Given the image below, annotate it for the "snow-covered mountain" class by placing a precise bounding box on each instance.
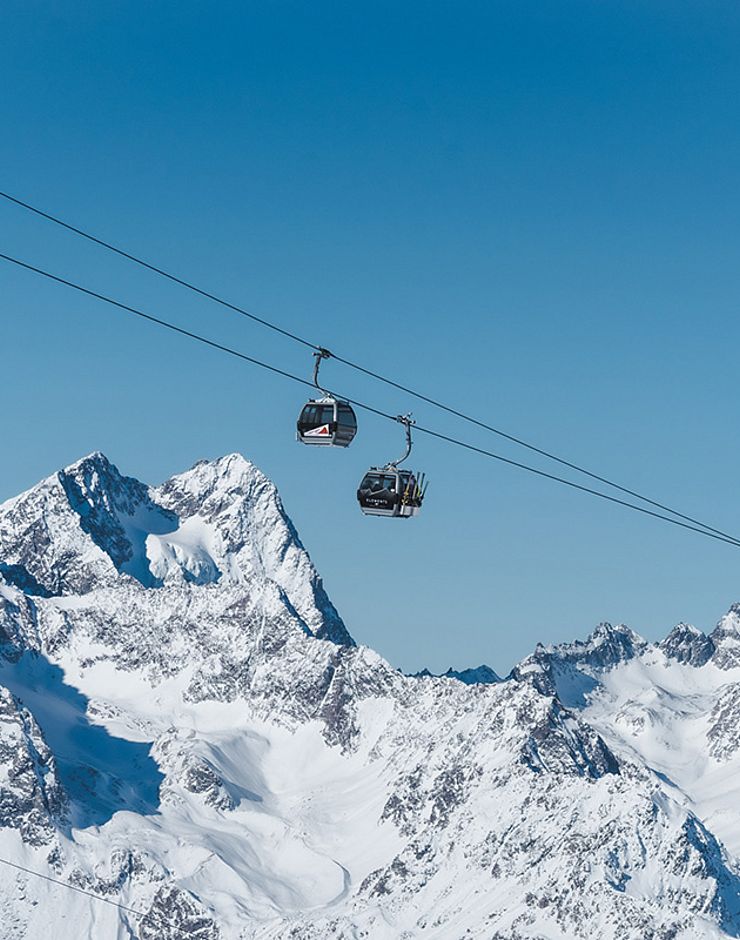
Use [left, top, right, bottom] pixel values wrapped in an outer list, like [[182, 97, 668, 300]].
[[1, 453, 740, 939]]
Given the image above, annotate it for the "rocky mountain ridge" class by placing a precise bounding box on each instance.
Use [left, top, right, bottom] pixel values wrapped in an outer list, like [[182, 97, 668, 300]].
[[0, 453, 739, 939]]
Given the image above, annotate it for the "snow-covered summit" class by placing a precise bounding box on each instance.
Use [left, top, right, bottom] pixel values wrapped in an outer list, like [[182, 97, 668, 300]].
[[0, 452, 351, 645], [709, 605, 740, 669]]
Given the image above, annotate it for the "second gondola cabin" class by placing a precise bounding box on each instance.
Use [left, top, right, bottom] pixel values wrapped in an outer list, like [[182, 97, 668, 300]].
[[357, 467, 426, 518], [297, 397, 357, 447]]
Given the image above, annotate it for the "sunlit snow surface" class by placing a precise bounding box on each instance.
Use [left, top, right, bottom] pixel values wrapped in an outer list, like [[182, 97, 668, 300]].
[[580, 647, 740, 856], [1, 453, 740, 939]]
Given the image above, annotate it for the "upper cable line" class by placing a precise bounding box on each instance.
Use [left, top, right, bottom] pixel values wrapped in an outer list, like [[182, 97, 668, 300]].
[[0, 188, 732, 542], [0, 190, 318, 351], [3, 249, 740, 551]]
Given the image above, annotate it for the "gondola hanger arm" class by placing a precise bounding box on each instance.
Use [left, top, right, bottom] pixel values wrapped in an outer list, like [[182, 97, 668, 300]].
[[312, 347, 332, 396], [389, 413, 415, 467]]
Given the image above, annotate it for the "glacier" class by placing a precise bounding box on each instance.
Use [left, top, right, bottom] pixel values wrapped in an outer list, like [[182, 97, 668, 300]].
[[0, 452, 739, 938]]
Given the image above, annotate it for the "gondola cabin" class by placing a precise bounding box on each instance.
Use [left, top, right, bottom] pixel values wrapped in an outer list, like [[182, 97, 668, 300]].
[[357, 467, 426, 518], [297, 397, 357, 447]]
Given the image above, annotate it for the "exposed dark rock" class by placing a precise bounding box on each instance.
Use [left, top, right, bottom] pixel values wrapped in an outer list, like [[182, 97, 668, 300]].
[[660, 623, 715, 666]]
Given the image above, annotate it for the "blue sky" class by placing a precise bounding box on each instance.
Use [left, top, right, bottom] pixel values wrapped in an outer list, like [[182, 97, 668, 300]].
[[3, 1, 740, 674]]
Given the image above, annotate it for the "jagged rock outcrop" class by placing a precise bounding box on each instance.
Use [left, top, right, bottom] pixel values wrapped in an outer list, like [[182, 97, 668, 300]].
[[139, 884, 221, 940], [660, 622, 716, 666]]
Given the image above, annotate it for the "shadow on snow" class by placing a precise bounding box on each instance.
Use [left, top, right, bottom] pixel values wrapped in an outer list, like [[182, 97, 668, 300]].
[[0, 651, 163, 828]]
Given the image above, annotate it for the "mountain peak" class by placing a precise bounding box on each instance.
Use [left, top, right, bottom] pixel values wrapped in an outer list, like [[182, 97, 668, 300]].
[[62, 450, 114, 474], [0, 453, 352, 646], [59, 452, 144, 507], [189, 452, 262, 481], [717, 603, 740, 630], [590, 621, 641, 642], [410, 664, 500, 685], [708, 604, 740, 669], [534, 622, 646, 669], [56, 454, 174, 587], [443, 664, 500, 685], [660, 623, 715, 666], [509, 621, 647, 698], [157, 453, 275, 520]]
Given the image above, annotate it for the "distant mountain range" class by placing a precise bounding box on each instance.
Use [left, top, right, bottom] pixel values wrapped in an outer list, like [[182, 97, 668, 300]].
[[1, 452, 739, 938]]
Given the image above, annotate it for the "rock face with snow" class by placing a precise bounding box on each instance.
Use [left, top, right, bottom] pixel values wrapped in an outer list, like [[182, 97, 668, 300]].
[[660, 622, 716, 666], [0, 452, 349, 645], [0, 686, 66, 846], [0, 453, 740, 939]]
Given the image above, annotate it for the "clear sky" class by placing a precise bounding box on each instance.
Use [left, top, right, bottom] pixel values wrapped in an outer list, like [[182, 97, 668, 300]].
[[3, 1, 740, 676]]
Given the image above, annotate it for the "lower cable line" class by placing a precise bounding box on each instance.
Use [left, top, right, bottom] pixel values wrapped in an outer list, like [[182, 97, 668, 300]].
[[0, 189, 317, 352], [328, 351, 740, 543], [0, 855, 192, 936], [411, 422, 740, 547], [3, 250, 740, 550]]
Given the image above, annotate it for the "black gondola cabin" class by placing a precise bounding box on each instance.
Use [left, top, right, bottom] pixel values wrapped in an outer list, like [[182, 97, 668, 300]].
[[357, 467, 425, 518]]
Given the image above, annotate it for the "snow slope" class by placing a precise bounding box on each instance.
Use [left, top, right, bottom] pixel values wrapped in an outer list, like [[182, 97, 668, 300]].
[[0, 453, 739, 939]]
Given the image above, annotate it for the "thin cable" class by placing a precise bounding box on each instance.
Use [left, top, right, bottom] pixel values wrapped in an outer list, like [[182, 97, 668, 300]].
[[0, 254, 324, 393], [1, 188, 731, 542], [3, 250, 740, 550], [328, 351, 740, 543], [410, 421, 740, 546], [0, 855, 192, 935], [0, 190, 318, 351]]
